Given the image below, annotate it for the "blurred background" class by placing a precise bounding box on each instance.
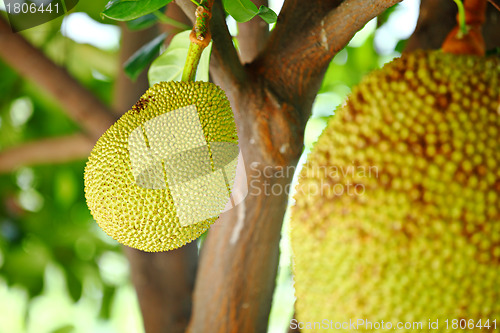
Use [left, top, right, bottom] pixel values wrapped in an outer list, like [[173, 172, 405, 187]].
[[0, 0, 419, 332]]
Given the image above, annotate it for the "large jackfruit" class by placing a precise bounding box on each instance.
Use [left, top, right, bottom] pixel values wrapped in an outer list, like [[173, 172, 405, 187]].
[[84, 81, 238, 252], [291, 50, 499, 331]]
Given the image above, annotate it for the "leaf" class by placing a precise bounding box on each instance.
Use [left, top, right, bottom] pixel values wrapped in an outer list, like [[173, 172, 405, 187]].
[[124, 33, 167, 80], [126, 12, 158, 30], [102, 0, 173, 21], [222, 0, 277, 23], [256, 6, 277, 24], [51, 325, 75, 333], [148, 30, 212, 85]]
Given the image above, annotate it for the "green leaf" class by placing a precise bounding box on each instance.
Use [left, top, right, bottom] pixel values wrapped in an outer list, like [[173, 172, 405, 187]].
[[102, 0, 173, 21], [124, 33, 167, 80], [256, 6, 277, 24], [148, 30, 212, 85], [222, 0, 277, 23], [51, 324, 75, 333], [126, 12, 158, 30]]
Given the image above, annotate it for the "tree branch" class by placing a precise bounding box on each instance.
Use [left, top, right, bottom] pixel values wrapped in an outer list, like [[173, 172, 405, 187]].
[[0, 17, 116, 142], [0, 134, 93, 173], [236, 0, 270, 64], [488, 0, 500, 11], [255, 0, 402, 114]]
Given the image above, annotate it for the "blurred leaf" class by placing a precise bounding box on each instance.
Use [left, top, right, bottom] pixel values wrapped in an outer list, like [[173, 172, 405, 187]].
[[0, 60, 21, 104], [222, 0, 277, 23], [126, 12, 158, 30], [151, 10, 191, 30], [54, 169, 78, 208], [124, 33, 167, 81], [64, 266, 83, 302], [51, 324, 75, 333], [2, 239, 49, 297], [395, 39, 407, 53], [73, 0, 114, 23], [148, 30, 212, 85], [102, 0, 173, 21], [99, 285, 116, 318]]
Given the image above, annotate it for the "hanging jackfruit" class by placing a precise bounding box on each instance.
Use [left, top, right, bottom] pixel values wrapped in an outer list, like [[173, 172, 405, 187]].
[[291, 50, 500, 331], [84, 81, 238, 252]]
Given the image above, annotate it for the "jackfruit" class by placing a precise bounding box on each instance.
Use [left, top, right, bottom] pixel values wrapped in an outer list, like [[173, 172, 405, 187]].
[[291, 50, 500, 331], [84, 81, 238, 252]]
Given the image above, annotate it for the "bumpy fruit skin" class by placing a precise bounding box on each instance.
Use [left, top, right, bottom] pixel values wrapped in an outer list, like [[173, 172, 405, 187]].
[[84, 81, 237, 252], [291, 51, 499, 331]]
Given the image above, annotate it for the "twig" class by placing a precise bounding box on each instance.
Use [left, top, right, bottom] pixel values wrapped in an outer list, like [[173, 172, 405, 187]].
[[488, 0, 500, 11], [0, 17, 116, 142], [0, 134, 93, 173]]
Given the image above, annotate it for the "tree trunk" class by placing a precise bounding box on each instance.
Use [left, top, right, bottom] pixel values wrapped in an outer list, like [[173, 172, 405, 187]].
[[176, 0, 403, 331]]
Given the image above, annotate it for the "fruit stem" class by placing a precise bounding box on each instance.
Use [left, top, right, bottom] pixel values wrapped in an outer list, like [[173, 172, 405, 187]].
[[452, 0, 468, 36], [442, 0, 487, 55], [181, 1, 213, 82]]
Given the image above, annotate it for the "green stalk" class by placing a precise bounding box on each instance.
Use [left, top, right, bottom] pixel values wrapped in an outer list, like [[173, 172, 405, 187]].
[[181, 3, 212, 82], [452, 0, 468, 37], [182, 42, 205, 82]]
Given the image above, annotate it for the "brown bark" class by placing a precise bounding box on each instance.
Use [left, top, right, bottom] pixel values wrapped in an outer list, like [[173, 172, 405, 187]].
[[0, 17, 116, 141], [125, 244, 198, 333], [115, 24, 199, 333], [0, 134, 93, 173]]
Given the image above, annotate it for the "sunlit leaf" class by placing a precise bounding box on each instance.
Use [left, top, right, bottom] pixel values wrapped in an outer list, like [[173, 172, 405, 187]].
[[222, 0, 277, 23], [124, 33, 167, 80], [148, 30, 212, 85], [65, 267, 83, 302], [52, 324, 75, 333], [102, 0, 173, 21]]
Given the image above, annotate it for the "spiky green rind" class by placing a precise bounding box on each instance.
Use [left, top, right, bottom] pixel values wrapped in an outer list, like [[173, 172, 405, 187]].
[[291, 50, 500, 332], [84, 81, 237, 252]]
